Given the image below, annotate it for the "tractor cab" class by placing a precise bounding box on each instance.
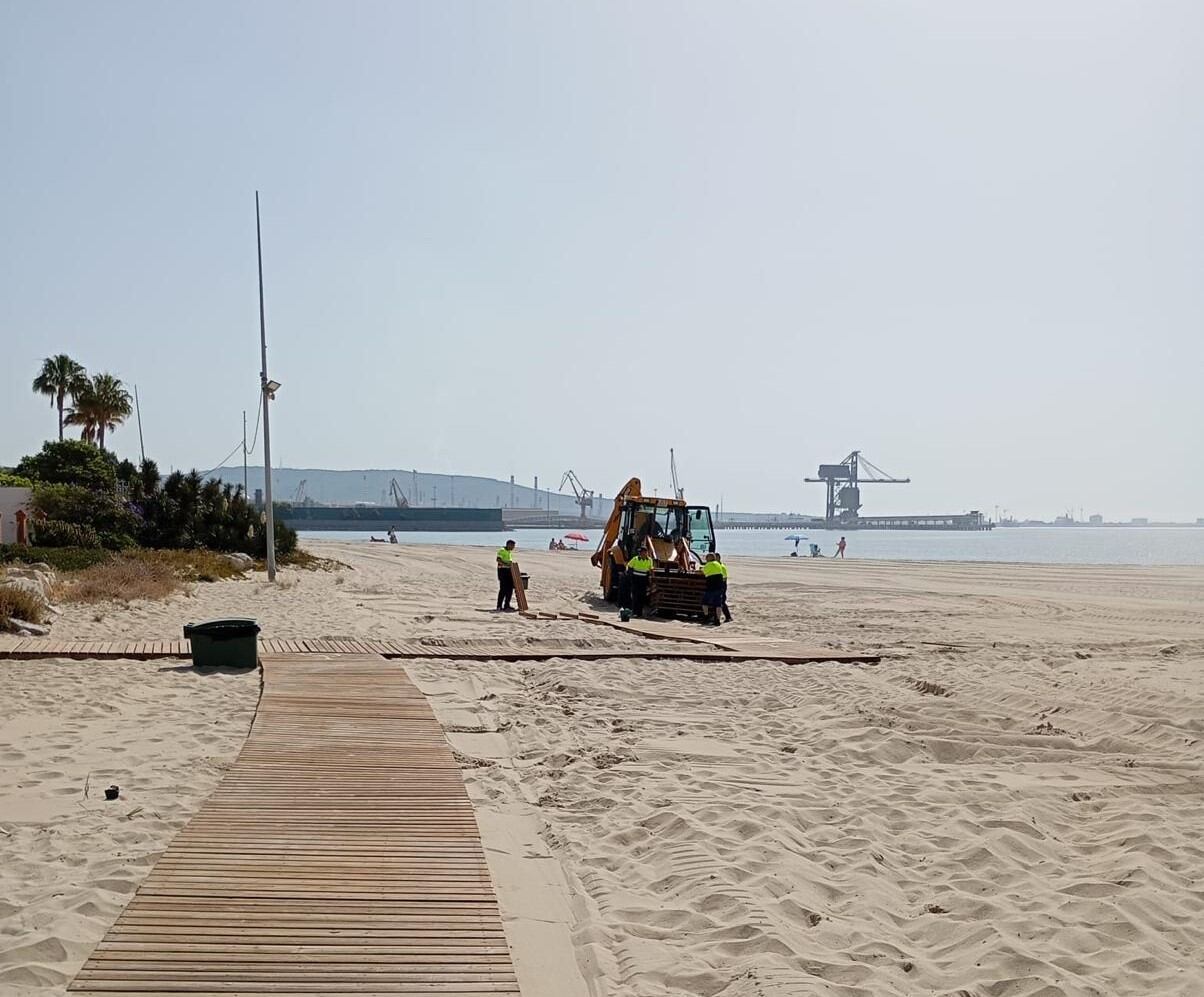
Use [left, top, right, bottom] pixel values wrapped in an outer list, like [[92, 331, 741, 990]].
[[619, 501, 715, 565]]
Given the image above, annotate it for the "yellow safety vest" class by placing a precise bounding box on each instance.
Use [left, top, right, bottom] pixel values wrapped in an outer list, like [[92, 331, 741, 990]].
[[628, 556, 653, 575], [497, 548, 513, 564], [701, 561, 724, 577], [718, 562, 728, 579]]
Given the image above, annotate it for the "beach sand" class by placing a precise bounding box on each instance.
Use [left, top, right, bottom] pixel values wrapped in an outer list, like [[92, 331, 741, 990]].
[[3, 542, 1202, 996]]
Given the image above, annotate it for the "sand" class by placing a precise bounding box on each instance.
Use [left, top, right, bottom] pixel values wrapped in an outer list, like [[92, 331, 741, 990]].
[[0, 659, 258, 996], [3, 542, 1203, 996]]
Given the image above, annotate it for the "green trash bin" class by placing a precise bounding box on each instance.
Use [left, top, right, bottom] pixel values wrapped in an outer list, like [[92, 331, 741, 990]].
[[184, 618, 261, 669]]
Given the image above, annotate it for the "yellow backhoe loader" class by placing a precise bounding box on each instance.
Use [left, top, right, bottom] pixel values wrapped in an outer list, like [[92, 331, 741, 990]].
[[590, 477, 717, 618]]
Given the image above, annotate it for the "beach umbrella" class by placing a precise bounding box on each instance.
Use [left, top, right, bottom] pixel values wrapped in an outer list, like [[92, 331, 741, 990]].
[[784, 534, 807, 542], [564, 531, 590, 543]]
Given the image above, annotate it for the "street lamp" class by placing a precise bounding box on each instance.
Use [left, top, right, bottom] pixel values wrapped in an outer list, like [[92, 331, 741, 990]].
[[256, 192, 278, 582]]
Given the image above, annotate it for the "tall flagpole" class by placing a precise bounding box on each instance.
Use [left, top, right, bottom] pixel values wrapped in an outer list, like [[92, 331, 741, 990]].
[[256, 191, 277, 581], [134, 384, 146, 465]]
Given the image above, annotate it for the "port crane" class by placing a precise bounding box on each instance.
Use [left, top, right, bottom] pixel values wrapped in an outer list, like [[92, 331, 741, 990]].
[[559, 470, 595, 522], [805, 451, 909, 525], [389, 478, 411, 509], [291, 479, 309, 505], [669, 449, 686, 501]]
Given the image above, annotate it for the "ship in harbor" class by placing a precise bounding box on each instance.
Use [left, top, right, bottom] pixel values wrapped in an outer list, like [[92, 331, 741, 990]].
[[276, 504, 503, 532]]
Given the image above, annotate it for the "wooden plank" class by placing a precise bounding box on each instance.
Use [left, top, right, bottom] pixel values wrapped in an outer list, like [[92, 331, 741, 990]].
[[508, 562, 528, 613], [1, 638, 876, 666], [69, 653, 518, 996]]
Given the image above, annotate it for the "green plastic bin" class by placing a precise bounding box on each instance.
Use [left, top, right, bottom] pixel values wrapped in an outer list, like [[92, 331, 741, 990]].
[[184, 618, 261, 669]]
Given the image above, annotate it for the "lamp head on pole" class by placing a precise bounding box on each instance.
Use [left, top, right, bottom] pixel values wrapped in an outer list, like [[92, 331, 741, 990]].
[[264, 379, 282, 399]]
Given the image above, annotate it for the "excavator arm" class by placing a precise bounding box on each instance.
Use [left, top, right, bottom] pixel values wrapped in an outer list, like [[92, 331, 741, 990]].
[[590, 477, 642, 568]]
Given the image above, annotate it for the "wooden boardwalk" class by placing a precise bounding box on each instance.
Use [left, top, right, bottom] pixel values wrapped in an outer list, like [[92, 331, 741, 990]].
[[69, 653, 518, 996], [0, 635, 877, 665]]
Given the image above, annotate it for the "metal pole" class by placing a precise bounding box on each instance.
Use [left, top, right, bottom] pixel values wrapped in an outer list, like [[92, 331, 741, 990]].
[[256, 191, 277, 581], [242, 410, 248, 495], [134, 384, 146, 465]]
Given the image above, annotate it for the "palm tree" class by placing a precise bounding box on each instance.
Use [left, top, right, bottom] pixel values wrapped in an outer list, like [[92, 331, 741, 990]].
[[32, 354, 88, 441], [66, 373, 133, 450], [66, 383, 99, 444]]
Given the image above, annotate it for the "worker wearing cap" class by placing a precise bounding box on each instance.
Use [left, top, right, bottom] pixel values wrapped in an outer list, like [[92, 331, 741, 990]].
[[700, 553, 725, 626], [626, 550, 654, 618], [715, 553, 732, 622], [496, 540, 517, 611]]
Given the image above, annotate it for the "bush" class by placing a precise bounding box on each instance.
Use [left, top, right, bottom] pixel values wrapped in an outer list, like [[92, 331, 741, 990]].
[[55, 549, 246, 605], [30, 519, 102, 548], [16, 440, 117, 491], [258, 519, 299, 559], [0, 545, 112, 572], [0, 471, 34, 488], [57, 557, 181, 605], [281, 548, 346, 571], [0, 583, 46, 628], [31, 483, 138, 550], [127, 548, 246, 582]]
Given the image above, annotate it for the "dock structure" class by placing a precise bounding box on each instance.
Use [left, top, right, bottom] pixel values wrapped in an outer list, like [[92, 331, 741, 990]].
[[69, 653, 520, 996], [844, 511, 993, 531], [714, 518, 820, 531]]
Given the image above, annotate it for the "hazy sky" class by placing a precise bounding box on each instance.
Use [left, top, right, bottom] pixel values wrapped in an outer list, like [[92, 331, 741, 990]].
[[3, 2, 1201, 519]]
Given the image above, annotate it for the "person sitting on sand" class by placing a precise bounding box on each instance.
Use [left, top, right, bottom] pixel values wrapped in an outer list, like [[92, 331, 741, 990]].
[[549, 537, 557, 550], [388, 527, 398, 544]]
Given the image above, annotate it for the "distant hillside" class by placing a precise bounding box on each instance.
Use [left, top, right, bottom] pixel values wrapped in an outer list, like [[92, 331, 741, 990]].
[[211, 466, 587, 515]]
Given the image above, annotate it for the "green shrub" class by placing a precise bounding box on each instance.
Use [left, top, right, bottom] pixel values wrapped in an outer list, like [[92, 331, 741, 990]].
[[16, 440, 117, 491], [0, 471, 34, 488], [258, 519, 299, 559], [31, 483, 138, 550], [0, 545, 113, 572], [30, 519, 102, 548], [96, 530, 138, 551]]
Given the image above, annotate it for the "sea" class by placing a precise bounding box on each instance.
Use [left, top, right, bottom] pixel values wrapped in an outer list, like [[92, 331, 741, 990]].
[[298, 527, 1204, 566]]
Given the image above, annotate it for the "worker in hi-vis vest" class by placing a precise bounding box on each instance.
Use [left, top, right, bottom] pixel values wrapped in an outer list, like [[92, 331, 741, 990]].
[[496, 540, 517, 611], [700, 553, 726, 626], [715, 554, 732, 622], [626, 550, 654, 618]]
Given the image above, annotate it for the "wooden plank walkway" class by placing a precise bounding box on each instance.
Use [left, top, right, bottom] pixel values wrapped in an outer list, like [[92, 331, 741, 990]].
[[69, 653, 519, 996], [0, 636, 877, 664]]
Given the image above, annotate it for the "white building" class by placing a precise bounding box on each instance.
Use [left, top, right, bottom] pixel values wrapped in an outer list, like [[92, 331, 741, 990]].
[[0, 487, 33, 544]]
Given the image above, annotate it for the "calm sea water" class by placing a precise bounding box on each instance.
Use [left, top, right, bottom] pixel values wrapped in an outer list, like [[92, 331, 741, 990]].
[[299, 527, 1204, 566]]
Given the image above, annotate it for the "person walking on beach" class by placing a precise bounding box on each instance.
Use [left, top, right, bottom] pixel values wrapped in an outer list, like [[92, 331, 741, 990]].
[[716, 553, 732, 622], [700, 553, 725, 626], [834, 536, 847, 559], [496, 540, 517, 611]]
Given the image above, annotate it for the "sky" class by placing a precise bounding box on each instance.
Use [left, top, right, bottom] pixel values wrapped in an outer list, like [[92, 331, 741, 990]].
[[2, 1, 1202, 520]]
